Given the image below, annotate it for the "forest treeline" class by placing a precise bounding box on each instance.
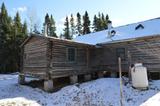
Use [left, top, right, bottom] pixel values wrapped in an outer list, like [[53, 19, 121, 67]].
[[0, 3, 111, 73], [44, 11, 111, 39], [0, 3, 27, 73]]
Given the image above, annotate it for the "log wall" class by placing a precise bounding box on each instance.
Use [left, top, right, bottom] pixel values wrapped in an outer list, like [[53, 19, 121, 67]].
[[21, 35, 160, 80], [49, 38, 93, 78], [100, 35, 160, 72], [21, 36, 94, 79], [22, 36, 48, 78]]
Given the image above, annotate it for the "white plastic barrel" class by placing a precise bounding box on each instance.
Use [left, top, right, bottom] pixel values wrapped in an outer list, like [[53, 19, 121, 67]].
[[131, 63, 148, 89]]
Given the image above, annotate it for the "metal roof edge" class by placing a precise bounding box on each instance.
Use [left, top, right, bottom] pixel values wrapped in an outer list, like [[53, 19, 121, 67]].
[[98, 34, 160, 45]]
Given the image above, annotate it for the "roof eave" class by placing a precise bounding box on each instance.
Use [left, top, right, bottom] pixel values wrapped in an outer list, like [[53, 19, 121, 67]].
[[98, 34, 160, 46], [20, 34, 95, 48]]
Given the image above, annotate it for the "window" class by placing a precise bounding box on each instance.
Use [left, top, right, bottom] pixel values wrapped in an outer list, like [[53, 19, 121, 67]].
[[135, 24, 144, 30], [67, 47, 76, 62], [111, 30, 116, 36], [24, 53, 27, 60], [116, 48, 125, 60]]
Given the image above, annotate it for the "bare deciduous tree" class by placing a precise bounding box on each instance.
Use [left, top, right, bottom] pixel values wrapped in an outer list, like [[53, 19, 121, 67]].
[[27, 7, 40, 33]]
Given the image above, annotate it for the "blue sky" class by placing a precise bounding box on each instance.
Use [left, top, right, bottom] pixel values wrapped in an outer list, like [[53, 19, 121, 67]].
[[0, 0, 160, 34]]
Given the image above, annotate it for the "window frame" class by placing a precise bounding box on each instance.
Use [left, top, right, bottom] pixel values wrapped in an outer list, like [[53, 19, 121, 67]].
[[24, 53, 27, 60], [135, 24, 144, 30], [66, 47, 77, 62], [116, 48, 126, 61]]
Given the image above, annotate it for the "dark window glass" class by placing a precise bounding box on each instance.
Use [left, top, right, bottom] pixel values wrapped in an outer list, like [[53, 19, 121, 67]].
[[135, 24, 144, 30], [116, 48, 125, 60], [24, 53, 27, 59], [67, 48, 76, 62]]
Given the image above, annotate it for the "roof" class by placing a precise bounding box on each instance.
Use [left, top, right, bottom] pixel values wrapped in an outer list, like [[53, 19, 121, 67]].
[[20, 34, 94, 47], [74, 17, 160, 45]]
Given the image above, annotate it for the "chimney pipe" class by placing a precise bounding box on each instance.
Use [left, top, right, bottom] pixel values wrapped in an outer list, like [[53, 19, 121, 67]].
[[108, 20, 112, 29], [107, 21, 112, 38]]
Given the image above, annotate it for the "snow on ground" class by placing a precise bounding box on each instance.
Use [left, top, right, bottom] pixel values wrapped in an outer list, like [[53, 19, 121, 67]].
[[141, 92, 160, 106], [0, 74, 160, 106]]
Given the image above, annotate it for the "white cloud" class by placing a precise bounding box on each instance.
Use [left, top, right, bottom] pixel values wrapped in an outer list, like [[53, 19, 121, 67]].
[[18, 6, 27, 12], [56, 17, 65, 28], [56, 15, 77, 29], [13, 6, 27, 13], [55, 17, 65, 35]]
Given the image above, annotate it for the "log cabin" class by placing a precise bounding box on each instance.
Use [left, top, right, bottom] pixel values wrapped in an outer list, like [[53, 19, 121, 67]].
[[75, 17, 160, 78], [19, 17, 160, 91], [19, 34, 100, 91]]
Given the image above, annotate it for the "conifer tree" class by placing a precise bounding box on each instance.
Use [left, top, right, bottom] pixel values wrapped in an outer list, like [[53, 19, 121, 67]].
[[97, 12, 103, 31], [93, 15, 98, 32], [43, 13, 57, 37], [49, 15, 57, 37], [14, 12, 22, 27], [22, 21, 28, 36], [12, 11, 26, 72], [63, 16, 71, 39], [101, 13, 106, 30], [76, 12, 82, 36], [70, 14, 75, 37], [0, 3, 28, 73], [82, 11, 91, 35], [92, 13, 111, 32], [14, 12, 22, 35], [92, 13, 102, 31], [33, 24, 40, 34], [0, 3, 12, 73], [105, 14, 109, 29], [44, 13, 50, 35], [0, 2, 11, 40]]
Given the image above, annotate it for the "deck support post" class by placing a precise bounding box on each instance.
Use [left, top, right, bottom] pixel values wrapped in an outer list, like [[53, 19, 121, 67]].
[[18, 74, 25, 84], [111, 72, 117, 78], [97, 72, 104, 78], [84, 74, 91, 81], [70, 75, 78, 84], [44, 80, 54, 92]]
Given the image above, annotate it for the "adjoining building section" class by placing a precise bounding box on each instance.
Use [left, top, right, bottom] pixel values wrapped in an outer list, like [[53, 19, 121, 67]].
[[75, 17, 160, 79], [19, 35, 97, 91], [19, 18, 160, 91]]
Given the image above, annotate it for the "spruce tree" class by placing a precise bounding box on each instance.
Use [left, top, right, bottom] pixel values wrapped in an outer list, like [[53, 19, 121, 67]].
[[12, 11, 25, 72], [82, 11, 91, 35], [97, 12, 103, 31], [43, 13, 57, 37], [0, 2, 11, 40], [49, 15, 57, 37], [105, 14, 109, 29], [43, 13, 50, 35], [92, 13, 110, 32], [0, 3, 12, 73], [101, 13, 106, 30], [76, 12, 82, 36], [0, 3, 28, 73], [33, 24, 40, 34], [45, 13, 50, 24], [92, 13, 102, 32], [70, 14, 75, 37], [22, 21, 28, 36], [63, 16, 71, 39], [93, 15, 98, 32], [14, 12, 22, 34]]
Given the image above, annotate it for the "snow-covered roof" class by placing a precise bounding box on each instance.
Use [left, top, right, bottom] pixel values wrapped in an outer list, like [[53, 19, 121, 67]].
[[20, 34, 94, 47], [74, 18, 160, 45]]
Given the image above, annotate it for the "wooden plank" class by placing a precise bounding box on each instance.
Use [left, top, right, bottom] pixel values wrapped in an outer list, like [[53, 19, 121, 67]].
[[20, 47, 24, 72], [86, 48, 89, 69]]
